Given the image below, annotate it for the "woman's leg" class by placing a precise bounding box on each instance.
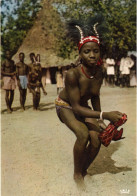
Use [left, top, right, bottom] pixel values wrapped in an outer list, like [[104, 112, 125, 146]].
[[82, 131, 101, 175], [82, 118, 101, 176], [59, 108, 89, 184]]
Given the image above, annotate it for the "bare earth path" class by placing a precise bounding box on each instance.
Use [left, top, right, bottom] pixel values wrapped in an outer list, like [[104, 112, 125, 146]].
[[1, 84, 136, 196]]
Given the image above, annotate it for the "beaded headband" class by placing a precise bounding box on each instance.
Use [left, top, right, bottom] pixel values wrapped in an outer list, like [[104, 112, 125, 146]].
[[75, 23, 100, 51]]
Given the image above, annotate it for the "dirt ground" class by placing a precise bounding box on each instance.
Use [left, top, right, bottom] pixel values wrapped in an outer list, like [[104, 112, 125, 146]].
[[1, 84, 136, 196]]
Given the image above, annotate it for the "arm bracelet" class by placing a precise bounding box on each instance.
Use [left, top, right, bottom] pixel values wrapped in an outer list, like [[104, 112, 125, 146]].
[[99, 111, 104, 120]]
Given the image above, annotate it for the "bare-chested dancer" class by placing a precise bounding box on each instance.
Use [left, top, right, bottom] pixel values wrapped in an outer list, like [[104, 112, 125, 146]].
[[1, 51, 17, 113], [16, 52, 29, 110], [55, 21, 123, 186]]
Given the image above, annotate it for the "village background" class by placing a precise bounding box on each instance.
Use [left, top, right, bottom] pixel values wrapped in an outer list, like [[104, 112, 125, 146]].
[[1, 0, 136, 196]]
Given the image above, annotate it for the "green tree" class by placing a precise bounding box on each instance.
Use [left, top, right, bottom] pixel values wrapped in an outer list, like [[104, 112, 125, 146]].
[[1, 0, 136, 60], [53, 0, 136, 58], [1, 0, 42, 56]]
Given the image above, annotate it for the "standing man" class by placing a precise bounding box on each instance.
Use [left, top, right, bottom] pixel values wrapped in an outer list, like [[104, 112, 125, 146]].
[[1, 51, 17, 113], [120, 56, 134, 87], [106, 57, 115, 86], [16, 52, 29, 110]]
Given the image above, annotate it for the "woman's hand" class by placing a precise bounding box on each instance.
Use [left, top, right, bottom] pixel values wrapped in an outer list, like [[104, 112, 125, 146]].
[[103, 111, 123, 123], [98, 119, 107, 130]]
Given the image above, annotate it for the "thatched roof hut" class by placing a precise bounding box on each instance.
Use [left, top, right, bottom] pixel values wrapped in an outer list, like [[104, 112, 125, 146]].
[[13, 0, 78, 67]]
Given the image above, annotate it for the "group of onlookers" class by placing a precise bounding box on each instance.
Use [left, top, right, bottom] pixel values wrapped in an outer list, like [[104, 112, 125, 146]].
[[1, 51, 136, 113], [103, 55, 136, 87], [55, 55, 136, 94], [1, 51, 47, 113]]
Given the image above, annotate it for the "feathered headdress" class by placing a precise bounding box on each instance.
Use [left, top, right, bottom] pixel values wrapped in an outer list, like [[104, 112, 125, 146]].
[[67, 14, 107, 51], [75, 22, 100, 51]]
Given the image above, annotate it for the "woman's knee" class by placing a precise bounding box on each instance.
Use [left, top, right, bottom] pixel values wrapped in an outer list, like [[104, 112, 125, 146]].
[[85, 118, 101, 133], [89, 131, 101, 148], [75, 126, 89, 145], [60, 109, 89, 144]]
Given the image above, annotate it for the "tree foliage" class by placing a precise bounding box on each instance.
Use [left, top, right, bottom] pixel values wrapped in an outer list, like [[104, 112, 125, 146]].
[[1, 0, 136, 59], [1, 0, 42, 56], [53, 0, 136, 58]]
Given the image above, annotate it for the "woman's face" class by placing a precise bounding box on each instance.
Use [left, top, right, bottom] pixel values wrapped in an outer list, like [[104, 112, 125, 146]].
[[79, 42, 100, 67]]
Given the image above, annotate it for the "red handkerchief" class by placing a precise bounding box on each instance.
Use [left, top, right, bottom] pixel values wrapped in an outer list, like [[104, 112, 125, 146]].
[[98, 114, 127, 147]]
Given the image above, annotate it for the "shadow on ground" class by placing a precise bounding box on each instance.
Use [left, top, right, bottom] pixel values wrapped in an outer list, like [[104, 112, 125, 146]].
[[1, 102, 55, 114], [88, 142, 132, 176], [38, 102, 55, 111]]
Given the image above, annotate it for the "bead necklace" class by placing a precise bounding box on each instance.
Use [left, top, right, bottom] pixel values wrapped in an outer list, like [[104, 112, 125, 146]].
[[81, 65, 95, 79]]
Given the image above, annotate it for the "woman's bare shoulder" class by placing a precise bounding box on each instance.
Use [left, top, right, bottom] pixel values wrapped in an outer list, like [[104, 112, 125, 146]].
[[65, 67, 80, 85], [66, 66, 80, 78]]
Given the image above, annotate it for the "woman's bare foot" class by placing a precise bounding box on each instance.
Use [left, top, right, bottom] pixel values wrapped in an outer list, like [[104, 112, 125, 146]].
[[82, 170, 87, 178], [74, 173, 86, 191], [74, 173, 84, 182]]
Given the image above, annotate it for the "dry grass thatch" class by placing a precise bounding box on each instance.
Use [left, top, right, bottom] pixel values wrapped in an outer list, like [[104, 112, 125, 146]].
[[13, 0, 78, 67]]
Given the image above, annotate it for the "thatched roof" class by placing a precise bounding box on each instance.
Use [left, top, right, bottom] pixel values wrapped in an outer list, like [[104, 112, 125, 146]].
[[13, 0, 78, 67]]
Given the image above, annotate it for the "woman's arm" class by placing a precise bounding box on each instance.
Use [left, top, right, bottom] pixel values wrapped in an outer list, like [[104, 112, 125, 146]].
[[91, 95, 107, 129], [91, 95, 101, 112], [65, 70, 101, 119], [65, 70, 122, 122]]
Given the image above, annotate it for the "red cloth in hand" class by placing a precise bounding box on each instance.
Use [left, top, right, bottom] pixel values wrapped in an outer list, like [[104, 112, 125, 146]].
[[98, 114, 127, 147]]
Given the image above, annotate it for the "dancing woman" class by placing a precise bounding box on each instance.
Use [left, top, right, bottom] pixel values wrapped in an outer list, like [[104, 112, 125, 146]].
[[55, 20, 123, 185]]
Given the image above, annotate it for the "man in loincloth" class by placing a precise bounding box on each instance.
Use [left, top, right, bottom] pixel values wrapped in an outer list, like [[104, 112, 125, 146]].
[[1, 51, 17, 113], [16, 52, 29, 110]]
